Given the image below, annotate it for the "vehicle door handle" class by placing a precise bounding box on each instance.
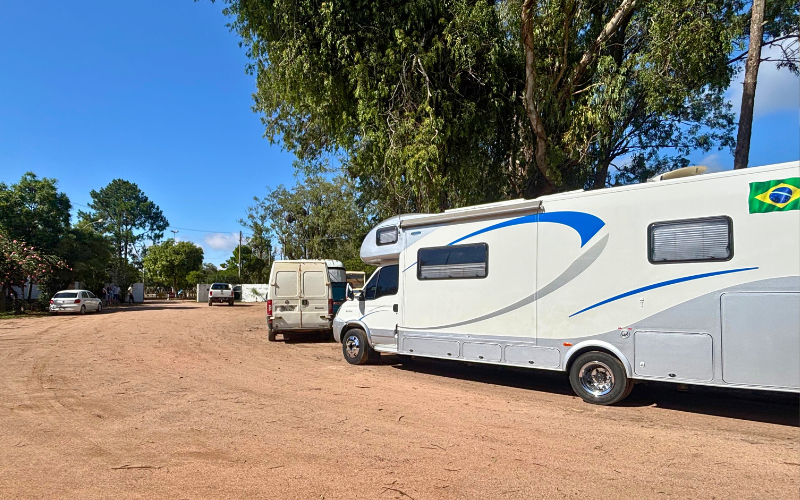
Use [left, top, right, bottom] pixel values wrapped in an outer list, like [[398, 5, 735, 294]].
[[302, 299, 309, 306], [393, 304, 398, 312]]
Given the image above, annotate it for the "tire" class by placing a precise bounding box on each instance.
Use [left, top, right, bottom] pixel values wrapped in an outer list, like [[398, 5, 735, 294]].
[[96, 303, 102, 313], [228, 299, 234, 306], [342, 328, 374, 365], [208, 300, 212, 307], [267, 323, 276, 342], [569, 351, 632, 405], [79, 305, 86, 315]]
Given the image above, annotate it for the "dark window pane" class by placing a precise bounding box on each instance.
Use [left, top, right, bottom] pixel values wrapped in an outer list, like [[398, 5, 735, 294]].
[[418, 244, 487, 279], [363, 272, 379, 300], [375, 265, 399, 298]]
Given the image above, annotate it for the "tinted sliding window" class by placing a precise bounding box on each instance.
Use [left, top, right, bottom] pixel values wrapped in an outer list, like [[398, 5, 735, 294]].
[[418, 243, 488, 280], [376, 226, 398, 246], [649, 216, 732, 263]]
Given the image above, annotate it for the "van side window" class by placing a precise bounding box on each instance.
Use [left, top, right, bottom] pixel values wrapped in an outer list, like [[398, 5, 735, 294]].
[[363, 265, 399, 300], [375, 265, 398, 298], [417, 243, 488, 279], [363, 271, 379, 300], [649, 216, 732, 263]]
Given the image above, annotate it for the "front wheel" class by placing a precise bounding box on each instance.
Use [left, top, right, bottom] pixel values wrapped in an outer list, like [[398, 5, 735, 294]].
[[342, 328, 374, 365], [569, 351, 632, 405]]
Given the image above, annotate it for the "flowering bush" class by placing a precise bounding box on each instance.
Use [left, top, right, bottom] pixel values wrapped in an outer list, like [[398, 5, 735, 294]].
[[0, 233, 69, 304]]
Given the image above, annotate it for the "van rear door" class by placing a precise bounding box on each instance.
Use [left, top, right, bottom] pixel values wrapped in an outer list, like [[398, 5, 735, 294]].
[[301, 263, 330, 330], [273, 269, 302, 329]]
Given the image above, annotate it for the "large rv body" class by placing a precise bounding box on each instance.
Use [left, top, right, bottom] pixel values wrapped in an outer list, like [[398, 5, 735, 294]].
[[333, 162, 800, 404]]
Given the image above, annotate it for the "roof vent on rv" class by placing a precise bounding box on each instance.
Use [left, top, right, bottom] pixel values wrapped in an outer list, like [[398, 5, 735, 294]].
[[648, 165, 707, 182]]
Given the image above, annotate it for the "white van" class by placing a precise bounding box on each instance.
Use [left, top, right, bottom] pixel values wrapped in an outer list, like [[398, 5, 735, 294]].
[[333, 162, 800, 405], [266, 260, 344, 341]]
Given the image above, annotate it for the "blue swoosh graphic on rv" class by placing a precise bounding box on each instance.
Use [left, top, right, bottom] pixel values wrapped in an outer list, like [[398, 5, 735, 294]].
[[403, 210, 606, 272], [569, 267, 759, 317], [448, 211, 605, 247]]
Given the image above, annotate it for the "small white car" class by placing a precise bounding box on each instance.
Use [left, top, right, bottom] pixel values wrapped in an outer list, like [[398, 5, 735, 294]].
[[49, 289, 103, 315]]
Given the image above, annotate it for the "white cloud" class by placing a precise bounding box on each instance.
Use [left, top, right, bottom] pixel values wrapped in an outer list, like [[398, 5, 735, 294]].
[[697, 153, 730, 173], [728, 44, 800, 118], [203, 232, 239, 252]]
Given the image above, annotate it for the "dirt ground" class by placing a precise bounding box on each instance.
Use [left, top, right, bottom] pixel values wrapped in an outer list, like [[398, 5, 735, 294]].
[[0, 301, 797, 499]]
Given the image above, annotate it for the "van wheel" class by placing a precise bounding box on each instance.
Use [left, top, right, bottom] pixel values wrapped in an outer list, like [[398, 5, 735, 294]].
[[208, 300, 212, 306], [569, 351, 632, 405], [342, 328, 373, 365], [267, 323, 276, 342]]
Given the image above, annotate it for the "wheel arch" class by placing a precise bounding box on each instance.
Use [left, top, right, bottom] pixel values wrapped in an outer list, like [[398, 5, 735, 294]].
[[339, 320, 374, 345], [563, 340, 633, 377]]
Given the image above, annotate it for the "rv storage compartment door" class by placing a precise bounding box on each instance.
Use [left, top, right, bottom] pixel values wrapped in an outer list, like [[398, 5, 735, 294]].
[[721, 292, 800, 389], [634, 332, 712, 381], [462, 342, 502, 362], [504, 345, 560, 368], [403, 337, 460, 358]]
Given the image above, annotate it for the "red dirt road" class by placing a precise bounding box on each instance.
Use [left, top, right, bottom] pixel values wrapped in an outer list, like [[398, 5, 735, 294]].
[[0, 301, 797, 499]]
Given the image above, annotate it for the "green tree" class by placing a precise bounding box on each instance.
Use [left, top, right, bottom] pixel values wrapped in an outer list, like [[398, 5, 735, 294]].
[[219, 0, 747, 210], [224, 244, 272, 283], [0, 173, 71, 249], [142, 240, 204, 292], [0, 233, 69, 312], [246, 176, 374, 267], [81, 179, 169, 261]]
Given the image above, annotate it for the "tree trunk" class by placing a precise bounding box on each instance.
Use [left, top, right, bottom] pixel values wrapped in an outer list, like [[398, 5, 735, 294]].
[[521, 0, 555, 195], [734, 0, 765, 170]]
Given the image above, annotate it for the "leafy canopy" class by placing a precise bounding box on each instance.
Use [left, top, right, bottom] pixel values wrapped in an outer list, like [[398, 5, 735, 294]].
[[81, 179, 169, 260], [142, 240, 204, 290]]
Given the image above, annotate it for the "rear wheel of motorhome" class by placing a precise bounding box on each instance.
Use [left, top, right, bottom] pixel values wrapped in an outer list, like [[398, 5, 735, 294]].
[[342, 328, 373, 365], [569, 351, 632, 405]]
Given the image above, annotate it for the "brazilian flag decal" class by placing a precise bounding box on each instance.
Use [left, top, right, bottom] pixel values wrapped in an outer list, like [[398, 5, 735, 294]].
[[749, 177, 800, 213]]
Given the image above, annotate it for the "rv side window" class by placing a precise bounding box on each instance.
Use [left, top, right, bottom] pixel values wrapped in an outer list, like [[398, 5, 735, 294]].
[[376, 226, 398, 246], [649, 216, 732, 263], [417, 243, 488, 280]]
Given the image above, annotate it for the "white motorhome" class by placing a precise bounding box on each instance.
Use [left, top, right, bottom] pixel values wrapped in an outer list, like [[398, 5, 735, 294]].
[[333, 162, 800, 404], [266, 259, 345, 341]]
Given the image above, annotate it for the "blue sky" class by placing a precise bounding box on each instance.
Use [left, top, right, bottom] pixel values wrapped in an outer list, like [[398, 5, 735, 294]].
[[1, 1, 798, 265]]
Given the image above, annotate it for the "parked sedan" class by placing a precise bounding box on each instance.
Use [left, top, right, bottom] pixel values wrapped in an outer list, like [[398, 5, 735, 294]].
[[49, 290, 103, 315]]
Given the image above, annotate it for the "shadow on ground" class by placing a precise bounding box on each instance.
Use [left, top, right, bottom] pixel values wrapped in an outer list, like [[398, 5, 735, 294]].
[[387, 355, 799, 427]]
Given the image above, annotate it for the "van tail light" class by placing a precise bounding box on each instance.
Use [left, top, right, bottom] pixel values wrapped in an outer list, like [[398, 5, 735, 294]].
[[267, 299, 273, 316], [74, 299, 81, 304], [328, 299, 333, 315]]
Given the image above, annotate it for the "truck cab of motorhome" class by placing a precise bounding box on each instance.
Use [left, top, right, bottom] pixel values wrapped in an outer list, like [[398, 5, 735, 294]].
[[266, 259, 342, 341]]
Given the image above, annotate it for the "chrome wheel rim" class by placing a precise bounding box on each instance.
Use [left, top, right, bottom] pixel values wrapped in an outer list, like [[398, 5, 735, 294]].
[[578, 361, 615, 396], [344, 335, 361, 358]]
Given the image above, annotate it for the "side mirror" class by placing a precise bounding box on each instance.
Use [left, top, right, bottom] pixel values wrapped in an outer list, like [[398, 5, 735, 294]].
[[356, 289, 365, 301]]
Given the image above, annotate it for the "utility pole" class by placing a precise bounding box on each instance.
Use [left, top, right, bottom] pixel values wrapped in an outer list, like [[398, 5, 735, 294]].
[[734, 0, 765, 170], [238, 231, 242, 281]]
